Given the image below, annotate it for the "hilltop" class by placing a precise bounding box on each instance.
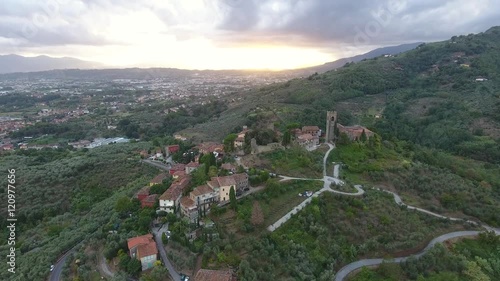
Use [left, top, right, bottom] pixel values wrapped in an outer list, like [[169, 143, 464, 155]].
[[180, 26, 500, 164]]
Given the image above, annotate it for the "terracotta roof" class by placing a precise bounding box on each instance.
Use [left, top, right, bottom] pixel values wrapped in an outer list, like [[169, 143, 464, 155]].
[[127, 234, 157, 260], [159, 176, 191, 201], [207, 179, 220, 189], [232, 173, 248, 182], [173, 170, 186, 177], [298, 133, 315, 141], [141, 194, 158, 204], [137, 241, 157, 259], [191, 185, 214, 197], [216, 176, 236, 187], [302, 126, 320, 132], [180, 196, 196, 209], [195, 269, 233, 281], [159, 187, 183, 201], [150, 173, 168, 184], [197, 142, 224, 153], [170, 163, 186, 171]]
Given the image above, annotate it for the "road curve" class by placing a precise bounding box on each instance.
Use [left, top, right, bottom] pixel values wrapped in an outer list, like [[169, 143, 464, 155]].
[[334, 231, 484, 281], [48, 242, 81, 281], [333, 188, 500, 280], [152, 225, 181, 281]]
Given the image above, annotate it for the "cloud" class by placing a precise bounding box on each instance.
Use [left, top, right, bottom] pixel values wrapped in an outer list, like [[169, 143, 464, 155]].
[[215, 0, 500, 48], [0, 0, 499, 68]]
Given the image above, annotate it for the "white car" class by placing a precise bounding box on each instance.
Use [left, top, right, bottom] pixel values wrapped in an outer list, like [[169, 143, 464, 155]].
[[50, 265, 55, 272]]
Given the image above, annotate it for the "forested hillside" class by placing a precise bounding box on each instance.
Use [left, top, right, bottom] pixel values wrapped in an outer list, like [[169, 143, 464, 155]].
[[185, 26, 500, 164]]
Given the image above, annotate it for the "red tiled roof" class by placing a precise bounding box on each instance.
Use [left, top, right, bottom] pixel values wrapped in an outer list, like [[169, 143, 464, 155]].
[[216, 176, 236, 187], [195, 269, 233, 281], [141, 194, 158, 204], [232, 173, 248, 182], [196, 142, 224, 153], [298, 133, 315, 141], [159, 186, 182, 201], [173, 170, 186, 177], [159, 176, 191, 201], [302, 126, 320, 132], [136, 186, 150, 196], [191, 185, 214, 197], [180, 196, 196, 209], [127, 234, 157, 259], [137, 241, 157, 259]]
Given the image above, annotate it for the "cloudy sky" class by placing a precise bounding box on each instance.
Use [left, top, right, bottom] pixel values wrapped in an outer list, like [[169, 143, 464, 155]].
[[1, 0, 499, 70]]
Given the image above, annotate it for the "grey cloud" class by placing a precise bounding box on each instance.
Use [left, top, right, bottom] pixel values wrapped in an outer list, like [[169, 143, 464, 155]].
[[216, 0, 500, 48]]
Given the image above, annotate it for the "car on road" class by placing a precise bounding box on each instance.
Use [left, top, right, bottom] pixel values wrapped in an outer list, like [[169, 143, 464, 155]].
[[50, 265, 55, 272], [243, 187, 250, 192]]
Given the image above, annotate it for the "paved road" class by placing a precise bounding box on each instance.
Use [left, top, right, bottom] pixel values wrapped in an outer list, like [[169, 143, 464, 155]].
[[48, 243, 81, 281], [333, 188, 500, 280], [152, 224, 181, 281], [269, 143, 361, 232], [99, 254, 115, 278], [141, 159, 170, 171], [334, 231, 484, 281]]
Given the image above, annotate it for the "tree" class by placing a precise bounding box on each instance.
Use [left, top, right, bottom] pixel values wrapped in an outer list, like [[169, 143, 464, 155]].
[[463, 261, 490, 281], [282, 130, 291, 147], [229, 187, 237, 210], [115, 196, 132, 213], [360, 129, 367, 142], [127, 258, 142, 276], [223, 133, 238, 153], [338, 132, 351, 145], [208, 166, 218, 178], [251, 201, 264, 226]]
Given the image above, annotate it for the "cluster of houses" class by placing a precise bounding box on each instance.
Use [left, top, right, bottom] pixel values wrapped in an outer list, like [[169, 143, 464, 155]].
[[292, 126, 321, 150], [126, 233, 236, 280]]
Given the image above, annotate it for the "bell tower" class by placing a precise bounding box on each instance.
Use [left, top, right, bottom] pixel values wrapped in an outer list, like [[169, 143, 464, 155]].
[[325, 111, 337, 143]]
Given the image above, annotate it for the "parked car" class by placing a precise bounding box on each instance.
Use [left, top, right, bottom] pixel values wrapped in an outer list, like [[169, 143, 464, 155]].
[[50, 265, 55, 272], [244, 187, 250, 192]]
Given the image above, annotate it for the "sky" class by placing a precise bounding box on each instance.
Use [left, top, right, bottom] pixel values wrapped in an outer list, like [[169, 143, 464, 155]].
[[1, 0, 499, 70]]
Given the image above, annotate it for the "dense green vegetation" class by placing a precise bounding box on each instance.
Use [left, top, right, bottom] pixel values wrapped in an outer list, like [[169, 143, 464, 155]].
[[351, 231, 500, 281], [258, 145, 326, 178], [329, 138, 500, 227], [0, 143, 157, 281], [203, 187, 473, 281]]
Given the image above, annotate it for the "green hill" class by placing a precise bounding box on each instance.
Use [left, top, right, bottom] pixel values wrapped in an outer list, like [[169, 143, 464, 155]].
[[181, 26, 500, 164]]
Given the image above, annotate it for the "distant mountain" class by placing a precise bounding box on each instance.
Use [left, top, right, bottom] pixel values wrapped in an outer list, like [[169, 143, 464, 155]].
[[298, 42, 423, 74], [0, 54, 104, 74]]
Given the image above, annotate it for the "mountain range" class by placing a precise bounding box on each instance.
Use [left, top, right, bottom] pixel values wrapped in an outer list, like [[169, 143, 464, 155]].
[[0, 42, 422, 76], [0, 54, 104, 74]]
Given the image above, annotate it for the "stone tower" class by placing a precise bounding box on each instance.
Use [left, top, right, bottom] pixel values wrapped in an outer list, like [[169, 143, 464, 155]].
[[325, 111, 337, 143]]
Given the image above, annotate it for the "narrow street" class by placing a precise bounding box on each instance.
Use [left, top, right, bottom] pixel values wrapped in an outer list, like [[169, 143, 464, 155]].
[[152, 224, 181, 281]]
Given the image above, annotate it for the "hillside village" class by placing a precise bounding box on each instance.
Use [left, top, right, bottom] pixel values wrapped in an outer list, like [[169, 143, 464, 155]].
[[121, 111, 374, 279]]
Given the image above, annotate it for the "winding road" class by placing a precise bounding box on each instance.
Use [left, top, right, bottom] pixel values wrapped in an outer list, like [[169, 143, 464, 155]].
[[48, 242, 82, 281], [271, 142, 500, 280], [152, 224, 181, 281]]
